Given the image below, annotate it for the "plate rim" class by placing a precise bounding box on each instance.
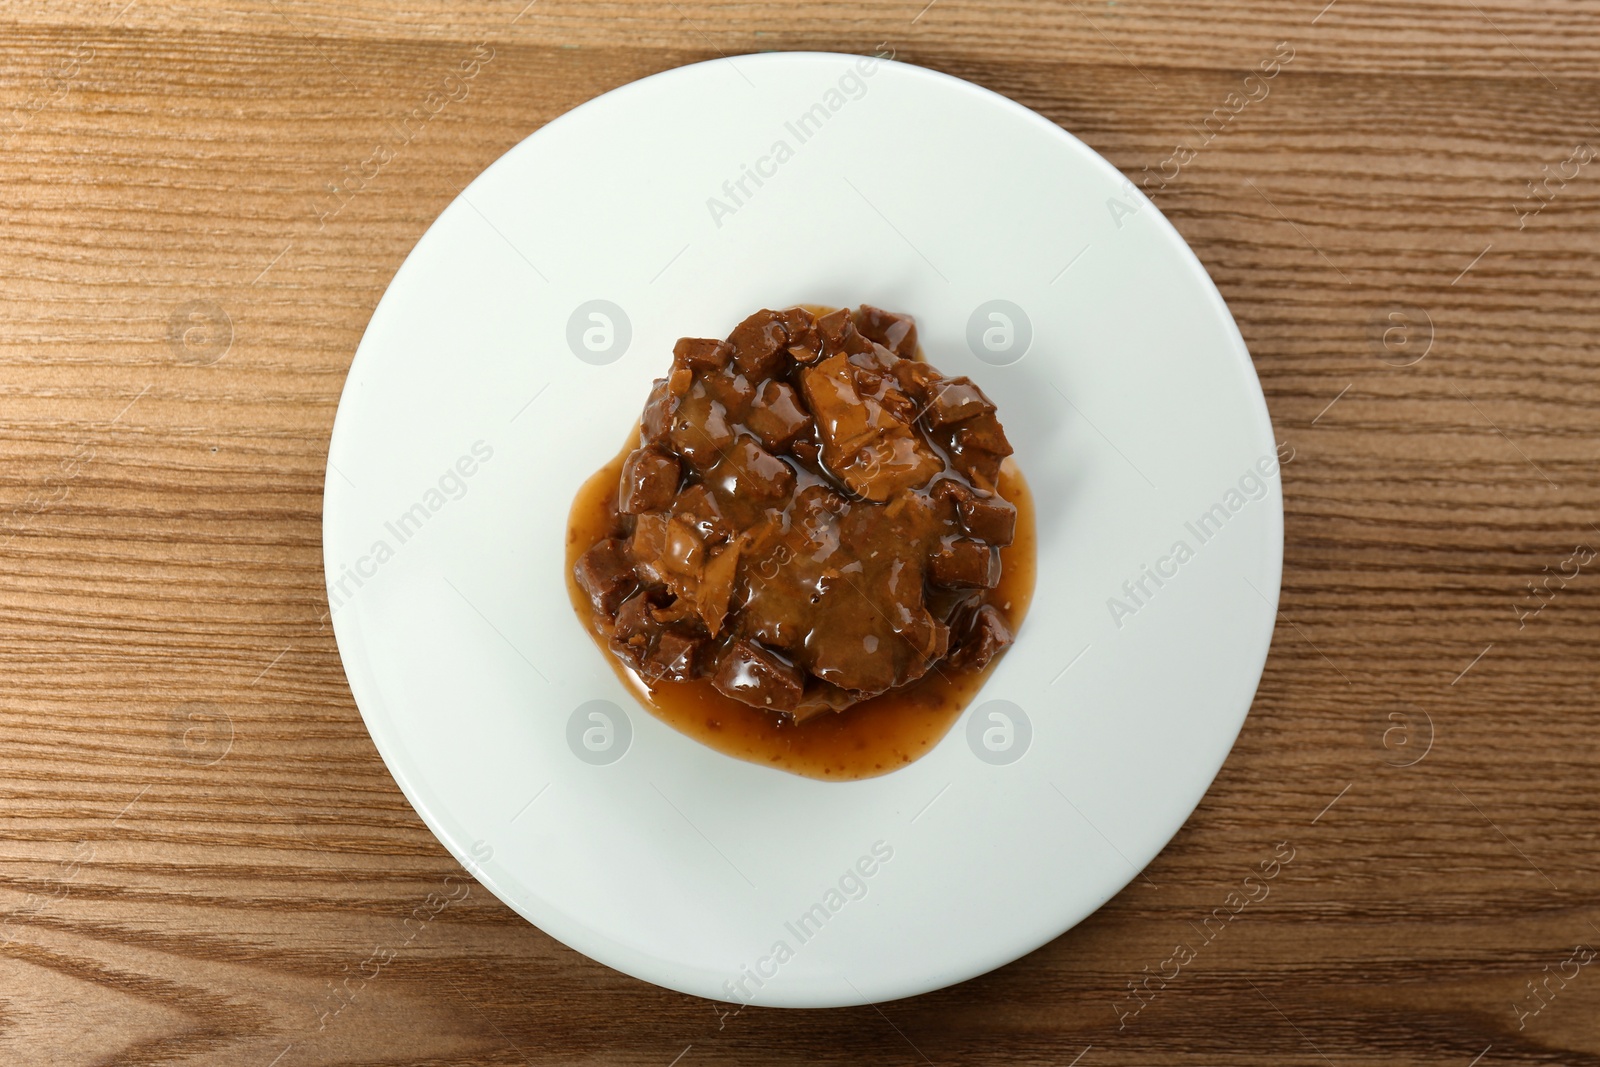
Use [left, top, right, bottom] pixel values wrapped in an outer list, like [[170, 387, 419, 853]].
[[321, 50, 1284, 1007]]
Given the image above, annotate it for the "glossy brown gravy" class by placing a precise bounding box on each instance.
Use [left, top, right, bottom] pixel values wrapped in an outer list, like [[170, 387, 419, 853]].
[[565, 437, 1036, 781]]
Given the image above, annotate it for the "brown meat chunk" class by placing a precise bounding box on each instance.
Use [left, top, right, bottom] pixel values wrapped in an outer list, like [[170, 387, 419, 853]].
[[803, 580, 947, 694], [608, 634, 647, 672], [855, 305, 919, 357], [789, 681, 857, 722], [711, 436, 794, 502], [670, 483, 731, 545], [669, 382, 735, 471], [734, 576, 807, 653], [641, 378, 677, 445], [727, 308, 789, 379], [644, 629, 700, 683], [922, 377, 995, 428], [703, 367, 756, 417], [957, 492, 1016, 546], [607, 593, 659, 671], [951, 410, 1012, 455], [944, 410, 1014, 488], [816, 307, 874, 357], [799, 352, 873, 456], [611, 593, 658, 644], [891, 358, 941, 405], [674, 336, 732, 371], [618, 447, 680, 514], [574, 538, 636, 616], [745, 379, 811, 451], [650, 594, 700, 626], [929, 539, 1000, 590], [953, 604, 1013, 671], [802, 604, 900, 695], [799, 353, 942, 501], [860, 342, 899, 374], [778, 495, 951, 695], [629, 511, 669, 583], [661, 518, 704, 578], [951, 451, 1002, 489], [778, 307, 823, 363], [712, 639, 805, 712], [695, 537, 742, 636]]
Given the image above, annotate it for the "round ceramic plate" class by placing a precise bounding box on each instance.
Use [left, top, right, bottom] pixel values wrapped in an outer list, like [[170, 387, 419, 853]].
[[323, 52, 1282, 1008]]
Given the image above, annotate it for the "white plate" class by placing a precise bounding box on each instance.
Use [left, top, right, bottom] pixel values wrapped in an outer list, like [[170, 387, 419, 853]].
[[323, 52, 1282, 1008]]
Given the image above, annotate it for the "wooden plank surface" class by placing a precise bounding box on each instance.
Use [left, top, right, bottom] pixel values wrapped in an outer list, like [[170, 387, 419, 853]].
[[2, 1, 1598, 1064]]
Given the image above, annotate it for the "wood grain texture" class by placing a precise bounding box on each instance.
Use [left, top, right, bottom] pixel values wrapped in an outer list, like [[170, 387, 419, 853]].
[[1, 1, 1598, 1064]]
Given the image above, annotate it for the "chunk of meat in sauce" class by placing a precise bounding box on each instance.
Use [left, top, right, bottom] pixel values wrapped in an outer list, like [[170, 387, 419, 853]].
[[745, 380, 811, 451], [713, 638, 804, 711], [673, 336, 733, 371], [922, 377, 994, 428], [619, 447, 680, 514], [952, 603, 1013, 671], [644, 628, 700, 683], [800, 353, 943, 502], [929, 539, 1001, 590], [727, 309, 790, 380], [815, 307, 876, 358], [940, 410, 1013, 488], [711, 435, 794, 502], [669, 380, 735, 471], [671, 484, 731, 545], [856, 304, 919, 358], [575, 538, 636, 616], [696, 537, 742, 636], [958, 492, 1016, 546], [933, 479, 1017, 546]]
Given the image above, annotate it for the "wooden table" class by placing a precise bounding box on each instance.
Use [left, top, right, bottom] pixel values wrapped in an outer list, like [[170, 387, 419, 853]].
[[3, 2, 1597, 1063]]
